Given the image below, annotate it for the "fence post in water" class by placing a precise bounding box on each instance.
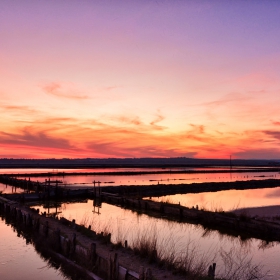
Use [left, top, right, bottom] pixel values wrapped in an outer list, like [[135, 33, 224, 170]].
[[208, 263, 216, 279], [89, 243, 97, 265], [70, 233, 76, 256], [107, 233, 111, 244], [71, 219, 76, 230], [98, 181, 101, 197], [28, 177, 30, 193], [114, 253, 118, 279], [109, 252, 118, 280]]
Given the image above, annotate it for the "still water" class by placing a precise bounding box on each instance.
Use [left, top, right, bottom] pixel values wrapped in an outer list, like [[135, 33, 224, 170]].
[[31, 199, 280, 279], [2, 168, 280, 279], [13, 170, 280, 188], [0, 183, 24, 194], [146, 187, 280, 211], [0, 216, 67, 280]]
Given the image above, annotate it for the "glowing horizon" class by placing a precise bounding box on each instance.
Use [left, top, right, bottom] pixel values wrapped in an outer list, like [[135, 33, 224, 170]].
[[1, 1, 280, 159]]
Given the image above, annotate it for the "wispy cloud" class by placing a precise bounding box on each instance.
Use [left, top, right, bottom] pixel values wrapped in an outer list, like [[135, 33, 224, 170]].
[[234, 148, 280, 159], [102, 85, 123, 91], [201, 92, 251, 107], [41, 82, 89, 100], [150, 110, 166, 130], [115, 115, 143, 126], [0, 103, 38, 115], [2, 111, 280, 159], [262, 130, 280, 142], [0, 129, 73, 150]]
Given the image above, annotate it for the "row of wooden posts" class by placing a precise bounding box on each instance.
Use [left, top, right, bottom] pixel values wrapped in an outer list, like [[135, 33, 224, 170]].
[[0, 197, 153, 280]]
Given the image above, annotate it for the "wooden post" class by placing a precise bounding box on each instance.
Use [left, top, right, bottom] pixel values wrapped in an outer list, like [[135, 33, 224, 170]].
[[90, 243, 97, 264], [71, 219, 76, 230], [28, 177, 30, 193], [208, 263, 216, 279], [70, 233, 76, 256], [107, 233, 111, 244], [112, 253, 118, 280], [56, 228, 61, 250], [109, 253, 118, 280], [98, 181, 101, 197], [65, 238, 71, 257], [108, 255, 112, 280]]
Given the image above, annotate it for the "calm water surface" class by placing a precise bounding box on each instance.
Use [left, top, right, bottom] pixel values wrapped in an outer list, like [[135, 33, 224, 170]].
[[0, 216, 67, 280], [3, 168, 280, 278], [32, 199, 280, 279], [0, 183, 23, 194], [12, 170, 280, 188], [147, 187, 280, 211]]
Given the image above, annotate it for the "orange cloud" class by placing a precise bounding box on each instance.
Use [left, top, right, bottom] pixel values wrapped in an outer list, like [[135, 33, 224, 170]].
[[2, 109, 280, 159], [149, 111, 166, 130]]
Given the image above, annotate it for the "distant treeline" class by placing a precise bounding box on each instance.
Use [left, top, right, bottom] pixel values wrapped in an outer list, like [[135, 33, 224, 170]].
[[0, 157, 279, 168]]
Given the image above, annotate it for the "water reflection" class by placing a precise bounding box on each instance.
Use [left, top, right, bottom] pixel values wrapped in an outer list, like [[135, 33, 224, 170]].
[[147, 187, 280, 211], [0, 183, 23, 194], [31, 199, 280, 279], [10, 170, 280, 190], [0, 216, 67, 280]]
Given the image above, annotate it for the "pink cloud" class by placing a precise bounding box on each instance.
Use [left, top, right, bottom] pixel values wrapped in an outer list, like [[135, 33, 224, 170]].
[[41, 82, 89, 100]]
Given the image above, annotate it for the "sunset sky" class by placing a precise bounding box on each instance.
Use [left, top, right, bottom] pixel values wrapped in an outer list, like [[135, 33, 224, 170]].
[[1, 0, 280, 159]]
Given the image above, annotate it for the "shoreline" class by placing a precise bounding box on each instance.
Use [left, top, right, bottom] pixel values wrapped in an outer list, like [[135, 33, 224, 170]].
[[232, 205, 280, 218]]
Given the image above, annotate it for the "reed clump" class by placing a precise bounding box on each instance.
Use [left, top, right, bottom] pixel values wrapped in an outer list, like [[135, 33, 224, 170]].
[[74, 212, 267, 279]]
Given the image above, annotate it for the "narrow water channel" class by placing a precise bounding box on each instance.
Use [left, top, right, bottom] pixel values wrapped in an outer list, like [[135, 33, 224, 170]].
[[32, 199, 280, 279], [0, 216, 68, 280]]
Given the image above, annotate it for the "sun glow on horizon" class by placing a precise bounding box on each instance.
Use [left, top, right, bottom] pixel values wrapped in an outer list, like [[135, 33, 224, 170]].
[[1, 1, 280, 159]]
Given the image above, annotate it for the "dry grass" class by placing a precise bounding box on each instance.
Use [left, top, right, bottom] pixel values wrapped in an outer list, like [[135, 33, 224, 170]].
[[69, 211, 267, 279], [217, 247, 267, 280], [131, 223, 157, 261]]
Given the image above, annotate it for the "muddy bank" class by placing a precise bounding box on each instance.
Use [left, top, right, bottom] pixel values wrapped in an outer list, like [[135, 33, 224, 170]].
[[101, 194, 280, 242], [101, 179, 280, 197], [3, 175, 280, 202]]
